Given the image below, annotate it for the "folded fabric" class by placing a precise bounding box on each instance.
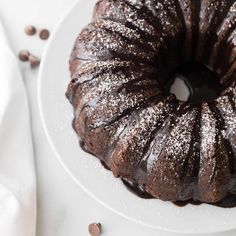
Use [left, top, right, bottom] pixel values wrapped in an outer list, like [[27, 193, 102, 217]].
[[0, 19, 36, 236]]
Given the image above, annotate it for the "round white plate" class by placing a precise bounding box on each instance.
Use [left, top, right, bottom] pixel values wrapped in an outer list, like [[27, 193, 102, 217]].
[[38, 0, 236, 234]]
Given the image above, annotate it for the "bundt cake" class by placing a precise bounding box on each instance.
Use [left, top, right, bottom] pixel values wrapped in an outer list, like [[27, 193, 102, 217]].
[[66, 0, 236, 204]]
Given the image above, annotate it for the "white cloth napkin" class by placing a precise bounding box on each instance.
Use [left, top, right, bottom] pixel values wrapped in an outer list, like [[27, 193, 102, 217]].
[[0, 19, 36, 236]]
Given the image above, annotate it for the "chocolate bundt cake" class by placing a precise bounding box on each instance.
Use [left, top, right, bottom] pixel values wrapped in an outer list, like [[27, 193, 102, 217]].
[[66, 0, 236, 204]]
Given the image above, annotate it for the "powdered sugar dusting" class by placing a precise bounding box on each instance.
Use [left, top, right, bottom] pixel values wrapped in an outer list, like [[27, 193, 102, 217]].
[[67, 0, 236, 202]]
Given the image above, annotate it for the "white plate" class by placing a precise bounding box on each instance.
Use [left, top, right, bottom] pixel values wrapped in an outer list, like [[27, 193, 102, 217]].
[[38, 0, 236, 234]]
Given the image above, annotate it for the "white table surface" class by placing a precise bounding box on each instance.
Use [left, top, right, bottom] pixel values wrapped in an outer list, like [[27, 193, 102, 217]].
[[0, 0, 236, 235]]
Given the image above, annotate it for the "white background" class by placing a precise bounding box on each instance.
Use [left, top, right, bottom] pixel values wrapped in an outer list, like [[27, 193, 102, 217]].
[[0, 0, 236, 235]]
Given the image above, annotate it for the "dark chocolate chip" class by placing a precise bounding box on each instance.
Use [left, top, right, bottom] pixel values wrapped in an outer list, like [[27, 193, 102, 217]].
[[39, 29, 50, 40], [88, 223, 101, 236], [19, 50, 30, 62], [24, 25, 36, 36], [29, 54, 40, 68]]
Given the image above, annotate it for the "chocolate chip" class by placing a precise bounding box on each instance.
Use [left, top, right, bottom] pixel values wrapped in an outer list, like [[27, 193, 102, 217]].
[[29, 54, 40, 68], [24, 25, 36, 36], [39, 29, 50, 40], [19, 50, 30, 62], [88, 223, 101, 236]]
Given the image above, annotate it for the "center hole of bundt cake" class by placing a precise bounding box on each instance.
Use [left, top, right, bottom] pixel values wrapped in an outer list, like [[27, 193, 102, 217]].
[[167, 62, 223, 104]]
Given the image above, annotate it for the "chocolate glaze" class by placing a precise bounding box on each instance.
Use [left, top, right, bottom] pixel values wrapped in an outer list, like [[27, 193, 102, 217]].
[[79, 140, 95, 156], [122, 177, 236, 208], [174, 194, 236, 208], [100, 160, 110, 171], [122, 179, 153, 199], [68, 0, 236, 206], [80, 139, 236, 208]]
